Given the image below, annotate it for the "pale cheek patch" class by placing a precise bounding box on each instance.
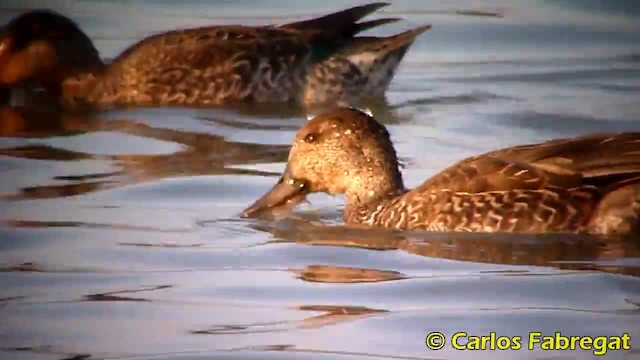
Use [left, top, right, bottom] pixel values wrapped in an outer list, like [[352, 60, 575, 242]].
[[0, 36, 12, 58]]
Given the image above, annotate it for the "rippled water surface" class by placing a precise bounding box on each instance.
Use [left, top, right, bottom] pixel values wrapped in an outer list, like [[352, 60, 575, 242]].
[[1, 1, 640, 359]]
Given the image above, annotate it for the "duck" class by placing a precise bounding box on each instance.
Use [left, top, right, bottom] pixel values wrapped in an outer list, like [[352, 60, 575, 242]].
[[243, 108, 640, 238], [0, 4, 429, 111]]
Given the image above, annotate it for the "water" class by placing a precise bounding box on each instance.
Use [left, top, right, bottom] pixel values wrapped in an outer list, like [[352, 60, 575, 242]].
[[1, 1, 640, 359]]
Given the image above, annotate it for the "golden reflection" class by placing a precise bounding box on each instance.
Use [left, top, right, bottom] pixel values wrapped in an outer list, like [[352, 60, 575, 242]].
[[0, 144, 94, 160], [191, 304, 386, 335], [250, 219, 640, 276], [0, 106, 290, 199], [296, 305, 387, 329], [0, 106, 92, 137], [292, 265, 407, 283], [2, 180, 111, 200]]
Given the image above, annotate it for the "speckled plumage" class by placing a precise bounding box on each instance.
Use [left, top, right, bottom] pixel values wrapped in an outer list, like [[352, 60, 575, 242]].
[[0, 4, 429, 110], [244, 108, 640, 238]]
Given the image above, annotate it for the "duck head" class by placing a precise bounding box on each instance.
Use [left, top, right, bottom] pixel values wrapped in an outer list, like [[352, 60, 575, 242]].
[[243, 107, 405, 217], [0, 10, 102, 91]]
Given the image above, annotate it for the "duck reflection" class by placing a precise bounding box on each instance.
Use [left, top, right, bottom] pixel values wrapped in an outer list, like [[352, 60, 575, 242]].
[[292, 265, 407, 283], [191, 304, 386, 335], [83, 285, 172, 302], [0, 106, 290, 199], [0, 106, 92, 138], [249, 218, 640, 277]]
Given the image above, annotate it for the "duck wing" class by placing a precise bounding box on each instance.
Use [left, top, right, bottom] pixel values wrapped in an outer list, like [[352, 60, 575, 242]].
[[404, 133, 640, 233], [106, 4, 397, 103], [113, 2, 396, 70], [105, 25, 313, 103], [416, 132, 640, 195]]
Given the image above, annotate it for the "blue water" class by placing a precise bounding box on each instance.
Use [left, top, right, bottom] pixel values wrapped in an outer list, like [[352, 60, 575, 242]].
[[1, 1, 639, 359]]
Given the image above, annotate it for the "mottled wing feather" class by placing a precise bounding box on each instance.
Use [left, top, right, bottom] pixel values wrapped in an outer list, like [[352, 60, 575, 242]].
[[107, 25, 313, 104], [387, 133, 640, 233], [391, 185, 598, 233], [415, 156, 584, 195], [485, 132, 640, 177], [418, 132, 640, 195]]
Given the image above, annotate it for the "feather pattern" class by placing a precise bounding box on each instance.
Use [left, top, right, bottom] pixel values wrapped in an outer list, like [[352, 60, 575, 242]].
[[247, 108, 640, 238], [0, 4, 430, 110]]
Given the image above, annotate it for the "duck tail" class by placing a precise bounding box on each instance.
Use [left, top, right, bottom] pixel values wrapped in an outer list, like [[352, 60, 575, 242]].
[[341, 25, 430, 58], [281, 2, 392, 38], [373, 25, 431, 52], [353, 17, 402, 33], [339, 25, 431, 96]]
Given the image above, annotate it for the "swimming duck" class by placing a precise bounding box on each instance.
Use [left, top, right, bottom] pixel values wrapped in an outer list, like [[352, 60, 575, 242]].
[[0, 4, 429, 111], [243, 108, 640, 238]]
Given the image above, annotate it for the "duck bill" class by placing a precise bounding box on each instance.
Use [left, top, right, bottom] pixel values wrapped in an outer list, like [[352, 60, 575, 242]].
[[242, 167, 307, 218]]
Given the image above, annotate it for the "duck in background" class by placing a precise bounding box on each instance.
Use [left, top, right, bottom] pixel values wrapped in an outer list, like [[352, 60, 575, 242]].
[[0, 3, 429, 111], [244, 108, 640, 239]]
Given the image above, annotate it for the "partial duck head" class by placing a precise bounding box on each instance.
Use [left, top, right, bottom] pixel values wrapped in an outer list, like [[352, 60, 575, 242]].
[[244, 108, 405, 218], [0, 10, 102, 91]]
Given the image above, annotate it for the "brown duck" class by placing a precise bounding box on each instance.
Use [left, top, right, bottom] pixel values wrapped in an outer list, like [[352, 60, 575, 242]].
[[244, 108, 640, 238], [0, 4, 429, 110]]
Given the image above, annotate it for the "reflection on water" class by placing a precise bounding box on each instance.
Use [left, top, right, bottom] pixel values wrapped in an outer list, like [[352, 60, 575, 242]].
[[249, 218, 640, 277], [293, 265, 407, 283], [1, 1, 640, 359], [0, 106, 289, 200], [191, 304, 387, 336], [83, 285, 173, 302]]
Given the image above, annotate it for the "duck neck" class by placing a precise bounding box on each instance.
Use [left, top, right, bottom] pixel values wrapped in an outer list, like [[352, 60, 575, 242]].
[[343, 166, 406, 226]]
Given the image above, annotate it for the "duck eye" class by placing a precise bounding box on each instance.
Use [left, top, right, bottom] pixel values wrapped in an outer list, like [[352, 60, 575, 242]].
[[304, 133, 316, 143]]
